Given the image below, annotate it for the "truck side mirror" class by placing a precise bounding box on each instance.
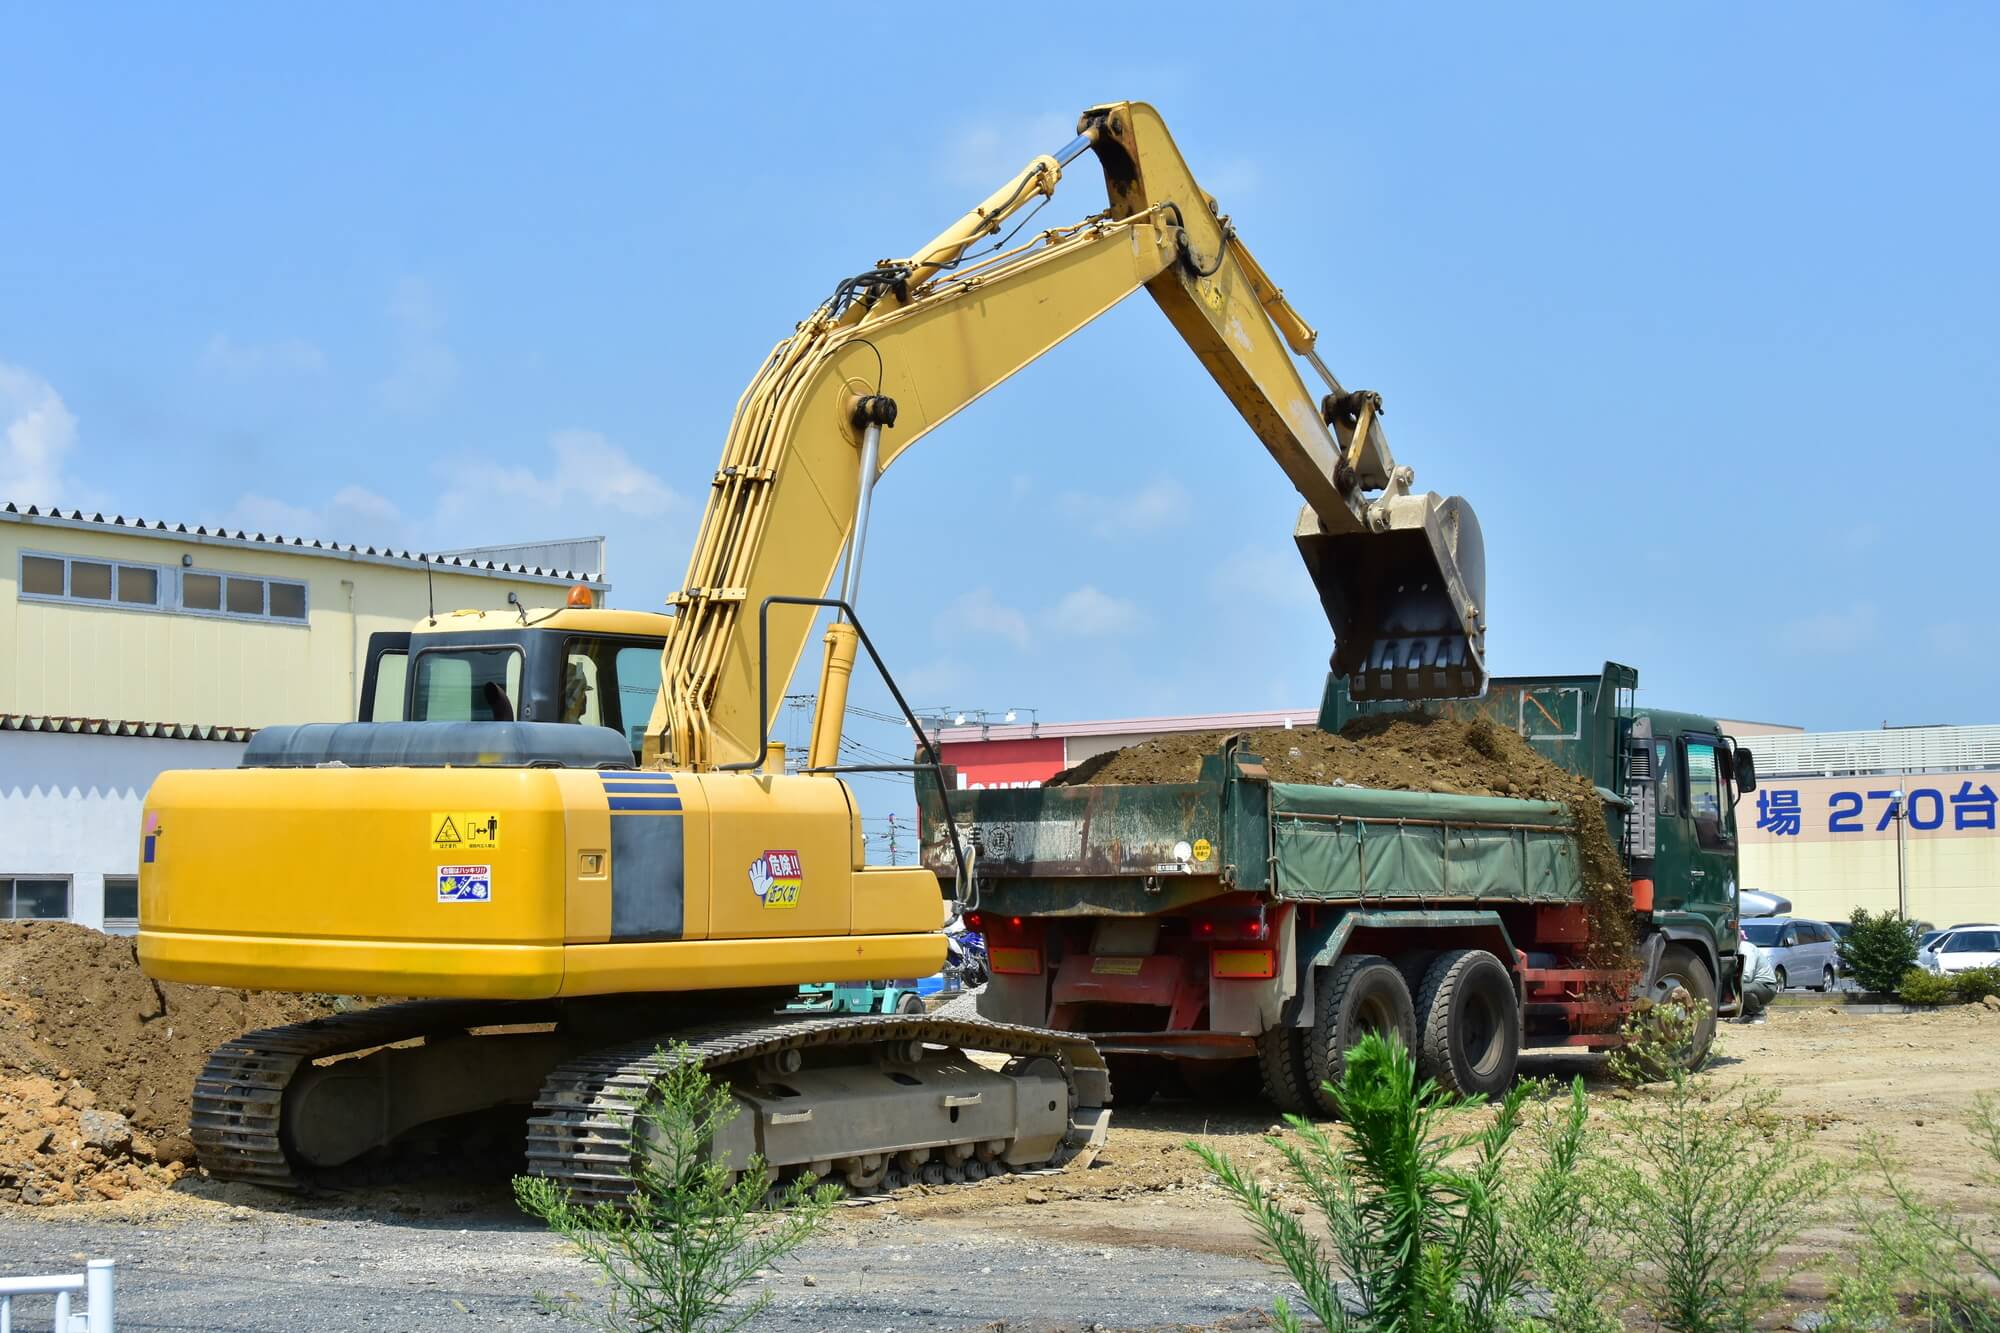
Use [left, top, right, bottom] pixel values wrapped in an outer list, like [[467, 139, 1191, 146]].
[[1733, 747, 1757, 791]]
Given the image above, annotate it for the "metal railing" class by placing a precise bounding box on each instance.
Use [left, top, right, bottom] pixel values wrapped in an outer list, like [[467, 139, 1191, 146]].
[[0, 1259, 115, 1332]]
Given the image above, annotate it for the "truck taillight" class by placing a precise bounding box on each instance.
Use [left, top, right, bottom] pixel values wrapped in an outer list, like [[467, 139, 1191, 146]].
[[989, 946, 1042, 976], [1211, 948, 1276, 979], [1193, 912, 1269, 943]]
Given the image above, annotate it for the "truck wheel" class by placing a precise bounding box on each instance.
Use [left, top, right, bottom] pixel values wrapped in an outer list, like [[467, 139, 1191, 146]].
[[1305, 955, 1416, 1115], [1256, 1027, 1316, 1116], [1653, 945, 1718, 1068], [1415, 950, 1520, 1098], [895, 992, 927, 1015], [1393, 949, 1438, 998]]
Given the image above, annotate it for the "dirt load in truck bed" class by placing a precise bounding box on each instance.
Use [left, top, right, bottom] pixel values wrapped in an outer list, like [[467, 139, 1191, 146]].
[[1051, 713, 1633, 960]]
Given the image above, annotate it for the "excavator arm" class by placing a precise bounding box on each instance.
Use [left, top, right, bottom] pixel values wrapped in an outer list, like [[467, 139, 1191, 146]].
[[648, 100, 1486, 772]]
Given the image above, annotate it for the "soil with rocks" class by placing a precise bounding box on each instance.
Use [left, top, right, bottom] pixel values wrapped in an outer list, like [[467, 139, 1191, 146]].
[[1050, 713, 1633, 963], [0, 921, 341, 1205]]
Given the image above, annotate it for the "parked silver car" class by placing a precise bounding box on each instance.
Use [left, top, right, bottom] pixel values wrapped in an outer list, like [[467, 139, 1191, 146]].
[[1738, 916, 1842, 991]]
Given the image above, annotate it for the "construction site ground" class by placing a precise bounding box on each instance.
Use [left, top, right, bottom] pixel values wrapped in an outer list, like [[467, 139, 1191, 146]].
[[3, 1002, 1996, 1331]]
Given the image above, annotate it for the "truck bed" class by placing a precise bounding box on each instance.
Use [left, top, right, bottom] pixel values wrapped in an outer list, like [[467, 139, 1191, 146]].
[[924, 745, 1586, 911]]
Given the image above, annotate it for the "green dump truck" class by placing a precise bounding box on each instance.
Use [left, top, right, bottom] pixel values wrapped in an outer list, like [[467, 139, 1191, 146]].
[[919, 663, 1754, 1111]]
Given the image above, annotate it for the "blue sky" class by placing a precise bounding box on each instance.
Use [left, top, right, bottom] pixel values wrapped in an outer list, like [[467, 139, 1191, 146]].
[[5, 2, 1997, 738]]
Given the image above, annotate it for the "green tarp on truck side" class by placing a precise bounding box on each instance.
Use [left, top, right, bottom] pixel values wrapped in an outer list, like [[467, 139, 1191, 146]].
[[1268, 782, 1586, 905]]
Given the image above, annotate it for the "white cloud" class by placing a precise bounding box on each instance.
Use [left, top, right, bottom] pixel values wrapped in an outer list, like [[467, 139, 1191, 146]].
[[0, 362, 80, 501], [231, 484, 408, 544], [1057, 476, 1192, 537], [1208, 542, 1318, 607], [487, 429, 680, 518], [935, 587, 1030, 651], [943, 111, 1079, 191], [1047, 584, 1142, 637], [1773, 602, 1879, 654], [375, 277, 459, 413], [199, 334, 326, 378]]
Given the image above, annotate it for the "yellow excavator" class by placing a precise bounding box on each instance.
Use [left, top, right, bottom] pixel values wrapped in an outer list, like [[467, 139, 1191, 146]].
[[138, 101, 1486, 1198]]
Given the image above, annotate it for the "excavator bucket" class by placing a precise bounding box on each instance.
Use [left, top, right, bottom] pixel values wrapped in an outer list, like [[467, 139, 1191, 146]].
[[1294, 494, 1487, 701]]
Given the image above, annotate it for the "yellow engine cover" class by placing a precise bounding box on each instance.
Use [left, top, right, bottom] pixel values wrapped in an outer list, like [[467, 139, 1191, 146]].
[[138, 766, 945, 999]]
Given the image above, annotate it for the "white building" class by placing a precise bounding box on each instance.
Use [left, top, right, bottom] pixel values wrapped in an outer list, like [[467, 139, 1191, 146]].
[[2, 502, 606, 932]]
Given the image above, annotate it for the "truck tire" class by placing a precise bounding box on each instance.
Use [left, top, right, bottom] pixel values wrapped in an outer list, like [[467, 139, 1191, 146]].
[[895, 992, 927, 1015], [1653, 945, 1718, 1068], [1393, 949, 1438, 998], [1305, 954, 1416, 1115], [1256, 1027, 1316, 1115], [1415, 950, 1520, 1098]]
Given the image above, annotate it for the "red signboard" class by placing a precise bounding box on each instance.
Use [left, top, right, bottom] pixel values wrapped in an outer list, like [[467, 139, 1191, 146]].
[[939, 737, 1065, 789]]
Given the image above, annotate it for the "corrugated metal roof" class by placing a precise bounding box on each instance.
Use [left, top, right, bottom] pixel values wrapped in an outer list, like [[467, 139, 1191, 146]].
[[0, 713, 255, 743], [2, 502, 605, 585], [1750, 724, 2000, 778]]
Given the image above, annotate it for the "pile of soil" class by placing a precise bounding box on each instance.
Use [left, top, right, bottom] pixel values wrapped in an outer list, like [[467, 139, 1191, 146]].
[[0, 921, 341, 1205], [1051, 712, 1633, 963]]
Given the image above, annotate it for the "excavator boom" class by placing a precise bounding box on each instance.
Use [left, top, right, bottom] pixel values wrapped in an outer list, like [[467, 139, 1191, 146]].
[[651, 101, 1485, 773]]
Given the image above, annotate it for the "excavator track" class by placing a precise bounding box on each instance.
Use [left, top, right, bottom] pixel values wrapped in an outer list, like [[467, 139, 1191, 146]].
[[191, 1003, 1109, 1200], [526, 1014, 1111, 1204], [190, 999, 560, 1191]]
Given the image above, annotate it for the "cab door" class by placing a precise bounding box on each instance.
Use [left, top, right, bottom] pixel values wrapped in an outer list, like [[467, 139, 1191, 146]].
[[1677, 731, 1738, 948]]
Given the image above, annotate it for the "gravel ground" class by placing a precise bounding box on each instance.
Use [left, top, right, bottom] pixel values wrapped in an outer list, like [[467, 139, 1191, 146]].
[[0, 1189, 1283, 1332]]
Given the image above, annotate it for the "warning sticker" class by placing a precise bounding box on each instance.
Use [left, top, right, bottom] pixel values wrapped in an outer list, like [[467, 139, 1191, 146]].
[[437, 864, 492, 904], [749, 850, 802, 909], [432, 812, 500, 851], [1193, 838, 1213, 863]]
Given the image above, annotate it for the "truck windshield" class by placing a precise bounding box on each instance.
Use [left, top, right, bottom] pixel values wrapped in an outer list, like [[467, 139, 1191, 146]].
[[1740, 921, 1783, 946], [411, 647, 523, 722]]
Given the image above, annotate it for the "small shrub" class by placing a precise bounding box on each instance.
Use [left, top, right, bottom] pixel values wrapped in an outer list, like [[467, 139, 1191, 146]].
[[1607, 991, 1711, 1087], [515, 1044, 839, 1333], [1593, 1065, 1829, 1332], [1897, 967, 1960, 1006], [1836, 1095, 2000, 1331], [1515, 1077, 1621, 1333], [1189, 1031, 1557, 1332], [1838, 910, 1920, 994], [1952, 966, 2000, 1003]]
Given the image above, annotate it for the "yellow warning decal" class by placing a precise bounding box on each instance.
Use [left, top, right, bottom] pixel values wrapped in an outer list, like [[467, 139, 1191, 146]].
[[431, 812, 501, 851], [1192, 837, 1213, 863], [1090, 957, 1143, 976]]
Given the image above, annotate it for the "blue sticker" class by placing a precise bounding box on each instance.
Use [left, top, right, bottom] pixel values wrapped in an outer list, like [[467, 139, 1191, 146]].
[[437, 864, 492, 903]]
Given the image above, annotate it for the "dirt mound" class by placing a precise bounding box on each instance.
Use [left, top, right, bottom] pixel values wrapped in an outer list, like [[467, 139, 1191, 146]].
[[1051, 713, 1633, 962], [0, 921, 341, 1204], [0, 1073, 189, 1205]]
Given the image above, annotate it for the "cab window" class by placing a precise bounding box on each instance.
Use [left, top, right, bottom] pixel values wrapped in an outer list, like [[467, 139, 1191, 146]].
[[561, 651, 604, 726], [367, 651, 408, 721], [1684, 737, 1732, 849], [615, 645, 662, 752], [1653, 740, 1678, 817], [562, 637, 665, 758], [411, 647, 523, 722]]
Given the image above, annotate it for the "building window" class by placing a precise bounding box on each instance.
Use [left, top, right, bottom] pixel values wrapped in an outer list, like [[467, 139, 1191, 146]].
[[2, 877, 71, 921], [176, 568, 309, 623], [103, 877, 139, 935], [17, 552, 167, 610]]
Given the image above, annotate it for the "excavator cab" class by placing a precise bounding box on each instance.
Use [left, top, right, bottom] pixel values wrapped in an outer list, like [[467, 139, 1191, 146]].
[[1295, 492, 1487, 701]]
